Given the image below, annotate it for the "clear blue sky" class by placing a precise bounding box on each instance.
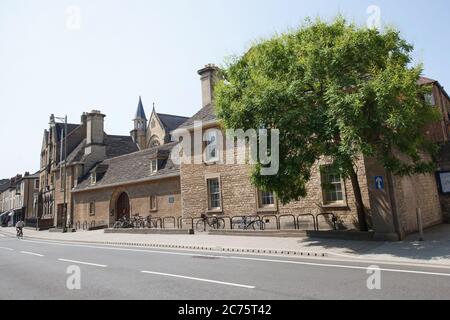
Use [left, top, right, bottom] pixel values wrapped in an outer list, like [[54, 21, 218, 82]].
[[1, 0, 449, 178]]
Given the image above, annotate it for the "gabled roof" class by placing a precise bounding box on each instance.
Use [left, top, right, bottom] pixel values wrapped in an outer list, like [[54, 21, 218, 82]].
[[55, 123, 80, 142], [73, 142, 179, 192], [135, 96, 147, 120], [176, 104, 217, 130], [157, 113, 190, 132], [418, 76, 450, 101]]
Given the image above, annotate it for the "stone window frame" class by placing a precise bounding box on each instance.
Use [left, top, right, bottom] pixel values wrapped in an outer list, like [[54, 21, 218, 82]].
[[256, 188, 278, 213], [319, 164, 348, 207], [89, 201, 95, 216], [205, 174, 223, 213], [34, 179, 40, 190], [149, 195, 158, 212]]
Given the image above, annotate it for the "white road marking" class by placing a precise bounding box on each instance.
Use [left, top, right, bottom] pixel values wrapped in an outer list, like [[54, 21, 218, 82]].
[[21, 239, 450, 275], [0, 247, 13, 251], [226, 256, 450, 277], [58, 258, 107, 268], [20, 251, 44, 257], [141, 270, 255, 289]]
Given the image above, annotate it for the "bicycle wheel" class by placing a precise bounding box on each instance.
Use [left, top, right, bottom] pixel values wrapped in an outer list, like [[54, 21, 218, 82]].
[[250, 220, 265, 230], [196, 220, 206, 232]]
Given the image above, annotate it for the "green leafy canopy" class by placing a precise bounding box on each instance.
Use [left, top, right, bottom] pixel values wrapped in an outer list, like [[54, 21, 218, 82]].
[[215, 17, 441, 204]]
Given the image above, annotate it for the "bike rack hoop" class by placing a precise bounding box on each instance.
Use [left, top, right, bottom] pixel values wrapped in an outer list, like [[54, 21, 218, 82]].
[[278, 214, 297, 230], [297, 213, 316, 231], [162, 216, 176, 229], [260, 214, 280, 230], [315, 213, 337, 231]]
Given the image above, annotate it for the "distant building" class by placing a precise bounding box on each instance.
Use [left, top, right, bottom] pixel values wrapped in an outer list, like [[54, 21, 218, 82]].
[[38, 111, 139, 228]]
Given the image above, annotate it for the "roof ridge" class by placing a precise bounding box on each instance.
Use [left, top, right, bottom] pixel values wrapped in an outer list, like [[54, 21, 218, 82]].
[[103, 141, 179, 163], [157, 113, 189, 119]]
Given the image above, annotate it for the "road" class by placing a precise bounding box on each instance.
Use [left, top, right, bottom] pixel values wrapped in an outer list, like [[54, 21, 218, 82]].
[[0, 231, 449, 300]]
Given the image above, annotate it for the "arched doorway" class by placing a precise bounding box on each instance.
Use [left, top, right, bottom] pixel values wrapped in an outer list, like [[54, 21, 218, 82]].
[[116, 192, 130, 220]]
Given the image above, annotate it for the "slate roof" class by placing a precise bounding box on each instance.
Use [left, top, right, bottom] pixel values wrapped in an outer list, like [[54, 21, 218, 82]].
[[0, 180, 10, 193], [56, 123, 80, 142], [157, 113, 190, 132], [64, 135, 139, 166], [73, 142, 179, 192], [418, 77, 437, 86], [176, 104, 217, 130]]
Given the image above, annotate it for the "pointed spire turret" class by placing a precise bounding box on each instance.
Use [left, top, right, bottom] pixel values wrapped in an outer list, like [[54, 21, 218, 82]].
[[135, 96, 147, 121]]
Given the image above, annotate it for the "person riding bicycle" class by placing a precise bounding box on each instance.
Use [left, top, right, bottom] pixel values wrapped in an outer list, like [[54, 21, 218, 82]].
[[16, 220, 24, 237]]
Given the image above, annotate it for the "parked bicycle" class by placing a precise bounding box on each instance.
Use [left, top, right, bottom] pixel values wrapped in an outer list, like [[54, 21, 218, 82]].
[[196, 213, 225, 232], [113, 216, 134, 229], [232, 215, 265, 230], [131, 214, 145, 229], [145, 215, 159, 229]]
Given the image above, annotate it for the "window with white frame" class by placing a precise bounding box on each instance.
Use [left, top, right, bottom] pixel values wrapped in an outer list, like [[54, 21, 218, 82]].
[[90, 173, 96, 185], [204, 130, 220, 163], [207, 178, 221, 211], [258, 190, 275, 208], [150, 159, 158, 173], [321, 165, 345, 204]]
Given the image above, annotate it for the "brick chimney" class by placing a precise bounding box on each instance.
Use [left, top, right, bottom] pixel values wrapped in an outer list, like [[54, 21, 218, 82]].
[[198, 64, 220, 107], [84, 110, 106, 174]]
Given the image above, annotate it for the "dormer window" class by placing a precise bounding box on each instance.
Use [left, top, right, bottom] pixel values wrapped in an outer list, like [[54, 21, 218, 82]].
[[150, 159, 158, 174], [90, 173, 97, 185]]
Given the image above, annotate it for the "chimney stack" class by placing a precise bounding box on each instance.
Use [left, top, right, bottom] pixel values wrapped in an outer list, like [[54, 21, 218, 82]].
[[84, 110, 106, 174], [198, 64, 220, 107]]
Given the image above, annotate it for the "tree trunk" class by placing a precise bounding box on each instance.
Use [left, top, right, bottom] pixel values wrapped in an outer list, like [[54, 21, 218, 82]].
[[349, 166, 369, 232]]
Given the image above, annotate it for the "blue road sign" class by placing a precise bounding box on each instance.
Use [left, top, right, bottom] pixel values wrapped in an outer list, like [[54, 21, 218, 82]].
[[375, 176, 384, 190]]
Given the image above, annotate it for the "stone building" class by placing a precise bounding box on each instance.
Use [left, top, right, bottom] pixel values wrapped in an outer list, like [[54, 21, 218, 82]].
[[71, 99, 188, 228], [175, 65, 448, 240], [38, 111, 139, 228], [0, 173, 39, 226], [67, 65, 449, 240]]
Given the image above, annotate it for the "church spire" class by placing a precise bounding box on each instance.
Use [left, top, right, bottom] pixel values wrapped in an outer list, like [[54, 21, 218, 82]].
[[135, 96, 147, 121]]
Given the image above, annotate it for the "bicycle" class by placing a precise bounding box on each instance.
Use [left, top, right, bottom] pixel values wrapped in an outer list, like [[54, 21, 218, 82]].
[[16, 228, 23, 239], [145, 216, 159, 229], [232, 216, 265, 230], [131, 214, 145, 229], [113, 217, 134, 229], [195, 213, 226, 232]]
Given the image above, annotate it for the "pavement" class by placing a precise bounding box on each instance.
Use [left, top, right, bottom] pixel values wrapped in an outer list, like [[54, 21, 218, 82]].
[[1, 224, 450, 267]]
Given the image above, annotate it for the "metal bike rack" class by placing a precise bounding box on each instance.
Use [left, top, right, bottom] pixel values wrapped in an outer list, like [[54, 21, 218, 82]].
[[260, 214, 279, 230], [162, 216, 176, 229], [315, 213, 337, 231], [297, 214, 317, 231], [82, 221, 88, 231], [179, 217, 194, 230], [278, 214, 297, 230]]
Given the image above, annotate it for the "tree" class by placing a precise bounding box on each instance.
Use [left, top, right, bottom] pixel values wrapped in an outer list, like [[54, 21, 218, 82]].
[[215, 18, 440, 231]]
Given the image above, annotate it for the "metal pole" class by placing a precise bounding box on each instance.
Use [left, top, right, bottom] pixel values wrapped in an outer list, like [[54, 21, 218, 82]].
[[416, 208, 424, 242], [63, 116, 68, 232]]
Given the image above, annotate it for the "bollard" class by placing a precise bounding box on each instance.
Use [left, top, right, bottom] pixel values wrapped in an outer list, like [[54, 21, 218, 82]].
[[416, 208, 425, 242]]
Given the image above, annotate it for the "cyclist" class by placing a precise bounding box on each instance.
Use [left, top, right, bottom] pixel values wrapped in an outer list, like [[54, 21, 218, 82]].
[[16, 219, 25, 239]]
